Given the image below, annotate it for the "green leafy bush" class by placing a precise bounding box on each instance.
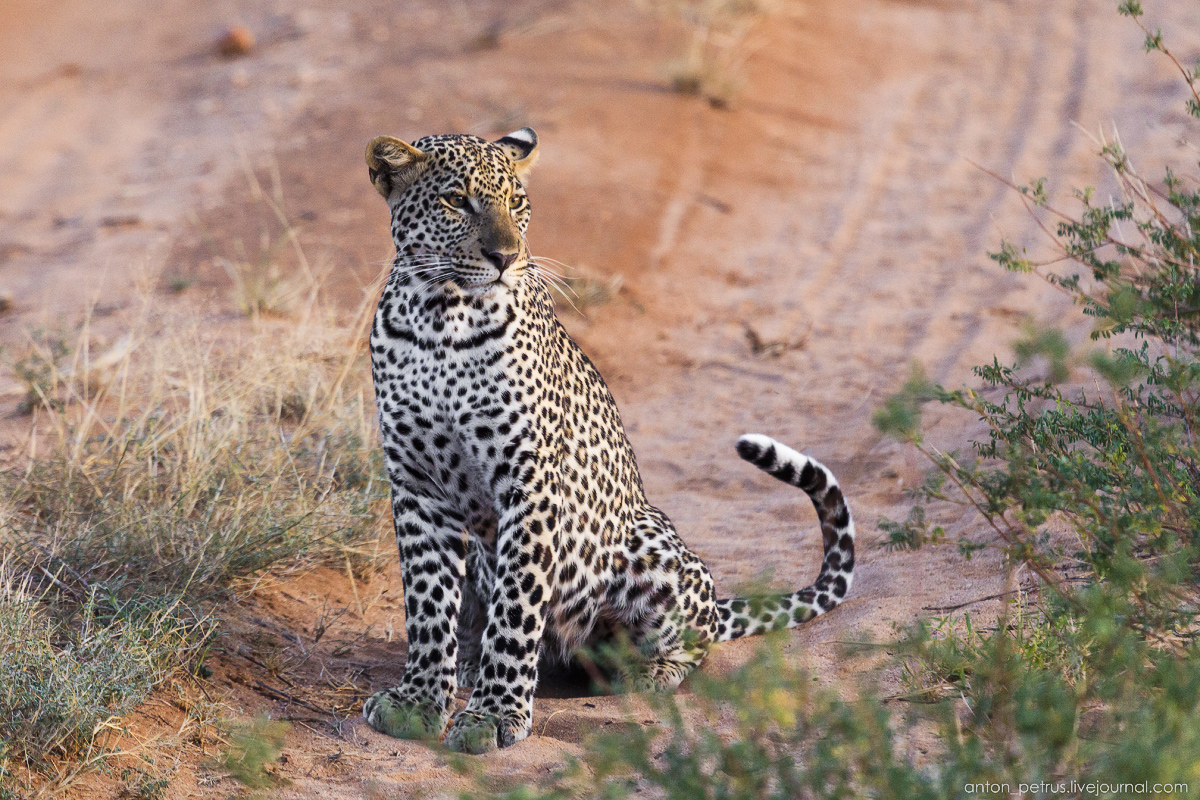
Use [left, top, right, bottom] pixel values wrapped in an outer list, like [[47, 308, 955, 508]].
[[868, 3, 1200, 792], [0, 561, 212, 776], [221, 716, 292, 789], [460, 635, 936, 800]]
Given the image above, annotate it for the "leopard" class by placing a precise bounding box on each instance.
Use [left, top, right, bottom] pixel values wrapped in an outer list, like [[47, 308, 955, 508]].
[[359, 126, 856, 755]]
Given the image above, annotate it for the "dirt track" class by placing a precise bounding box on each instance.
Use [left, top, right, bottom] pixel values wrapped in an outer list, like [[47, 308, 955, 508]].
[[2, 0, 1198, 796]]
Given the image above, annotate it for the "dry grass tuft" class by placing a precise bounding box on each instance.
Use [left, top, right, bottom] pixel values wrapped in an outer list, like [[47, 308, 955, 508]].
[[0, 277, 390, 794], [200, 149, 322, 319], [3, 304, 388, 602], [649, 0, 774, 108], [0, 556, 216, 788]]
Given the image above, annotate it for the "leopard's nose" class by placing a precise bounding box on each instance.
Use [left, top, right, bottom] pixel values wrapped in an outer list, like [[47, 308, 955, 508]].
[[483, 249, 518, 273]]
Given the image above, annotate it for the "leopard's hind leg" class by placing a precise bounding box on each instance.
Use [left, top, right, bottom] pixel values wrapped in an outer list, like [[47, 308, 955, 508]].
[[456, 537, 497, 688], [621, 609, 711, 691], [609, 509, 720, 691]]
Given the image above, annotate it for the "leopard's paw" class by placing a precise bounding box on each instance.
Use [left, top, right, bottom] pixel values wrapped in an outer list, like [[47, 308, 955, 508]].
[[444, 709, 531, 753], [362, 690, 450, 741], [444, 711, 499, 754]]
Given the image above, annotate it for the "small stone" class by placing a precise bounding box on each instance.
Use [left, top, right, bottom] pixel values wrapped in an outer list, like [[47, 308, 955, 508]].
[[99, 214, 141, 229], [217, 26, 256, 58]]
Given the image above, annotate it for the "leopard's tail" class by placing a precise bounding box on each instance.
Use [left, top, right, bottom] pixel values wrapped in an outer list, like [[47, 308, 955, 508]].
[[715, 434, 856, 642]]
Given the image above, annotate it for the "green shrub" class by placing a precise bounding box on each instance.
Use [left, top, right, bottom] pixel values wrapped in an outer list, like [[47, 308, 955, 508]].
[[867, 3, 1200, 793], [0, 560, 213, 776], [459, 634, 935, 800], [221, 716, 291, 789]]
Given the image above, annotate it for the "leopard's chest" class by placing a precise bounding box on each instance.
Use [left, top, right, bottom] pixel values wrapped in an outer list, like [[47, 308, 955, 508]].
[[369, 285, 557, 502]]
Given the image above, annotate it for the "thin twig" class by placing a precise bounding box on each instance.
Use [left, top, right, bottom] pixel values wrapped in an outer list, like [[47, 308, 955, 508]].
[[922, 590, 1020, 613], [251, 680, 333, 717]]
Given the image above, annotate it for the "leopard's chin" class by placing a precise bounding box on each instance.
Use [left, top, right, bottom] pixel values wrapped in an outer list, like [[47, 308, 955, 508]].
[[498, 270, 526, 290], [459, 279, 516, 296]]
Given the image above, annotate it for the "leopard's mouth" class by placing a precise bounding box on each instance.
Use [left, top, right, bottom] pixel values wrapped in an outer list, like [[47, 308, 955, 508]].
[[396, 252, 525, 294], [453, 263, 526, 292]]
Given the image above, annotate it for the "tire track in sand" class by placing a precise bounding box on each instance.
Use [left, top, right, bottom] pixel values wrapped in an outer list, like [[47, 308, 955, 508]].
[[613, 0, 1137, 689]]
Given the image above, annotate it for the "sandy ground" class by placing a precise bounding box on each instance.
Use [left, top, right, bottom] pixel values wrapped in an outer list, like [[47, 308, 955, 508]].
[[2, 0, 1199, 796]]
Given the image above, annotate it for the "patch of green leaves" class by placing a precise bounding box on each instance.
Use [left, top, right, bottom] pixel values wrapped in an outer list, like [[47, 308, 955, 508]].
[[464, 635, 939, 800], [221, 716, 291, 789], [879, 506, 945, 551], [1012, 322, 1070, 383], [0, 568, 213, 777], [860, 9, 1200, 793], [872, 363, 935, 443]]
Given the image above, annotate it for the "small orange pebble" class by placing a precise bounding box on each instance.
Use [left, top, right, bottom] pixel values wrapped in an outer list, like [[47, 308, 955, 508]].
[[217, 25, 256, 58]]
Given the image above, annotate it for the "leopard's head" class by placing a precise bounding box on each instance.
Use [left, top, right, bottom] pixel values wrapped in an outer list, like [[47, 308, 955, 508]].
[[366, 128, 539, 292]]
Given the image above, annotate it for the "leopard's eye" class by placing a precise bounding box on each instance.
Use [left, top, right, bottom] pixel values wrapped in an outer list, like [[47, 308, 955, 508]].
[[508, 193, 523, 210], [442, 192, 469, 209]]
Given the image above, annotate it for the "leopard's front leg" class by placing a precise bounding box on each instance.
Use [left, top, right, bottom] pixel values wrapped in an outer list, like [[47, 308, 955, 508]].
[[444, 464, 559, 754], [363, 485, 466, 741]]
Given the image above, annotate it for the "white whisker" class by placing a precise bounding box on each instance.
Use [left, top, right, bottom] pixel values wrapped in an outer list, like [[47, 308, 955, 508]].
[[530, 265, 565, 281], [536, 273, 570, 293], [530, 265, 576, 297], [529, 256, 577, 275], [547, 281, 583, 315], [415, 271, 454, 293]]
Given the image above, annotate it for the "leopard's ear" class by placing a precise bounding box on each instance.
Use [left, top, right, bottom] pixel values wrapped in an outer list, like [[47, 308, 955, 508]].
[[493, 127, 539, 182], [365, 136, 428, 199]]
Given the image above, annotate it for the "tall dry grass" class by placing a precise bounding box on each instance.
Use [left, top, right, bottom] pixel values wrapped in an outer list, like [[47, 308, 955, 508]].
[[4, 297, 389, 601], [645, 0, 775, 108], [0, 254, 391, 793]]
